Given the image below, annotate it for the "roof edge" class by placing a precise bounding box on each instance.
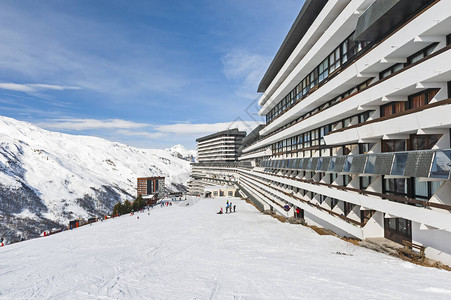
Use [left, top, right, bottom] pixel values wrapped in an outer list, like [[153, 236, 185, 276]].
[[257, 0, 328, 93]]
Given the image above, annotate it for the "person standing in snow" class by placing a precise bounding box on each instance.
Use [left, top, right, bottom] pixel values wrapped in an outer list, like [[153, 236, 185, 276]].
[[233, 205, 236, 212], [230, 202, 233, 212]]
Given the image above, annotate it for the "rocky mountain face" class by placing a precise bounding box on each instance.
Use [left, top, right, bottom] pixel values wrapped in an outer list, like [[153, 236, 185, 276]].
[[0, 116, 191, 243]]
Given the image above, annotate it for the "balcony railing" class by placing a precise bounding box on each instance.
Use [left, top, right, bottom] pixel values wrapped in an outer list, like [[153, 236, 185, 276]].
[[260, 149, 451, 180]]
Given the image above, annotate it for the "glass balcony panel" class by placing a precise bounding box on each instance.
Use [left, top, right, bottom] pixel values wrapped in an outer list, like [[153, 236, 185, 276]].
[[430, 150, 451, 179], [391, 153, 408, 176]]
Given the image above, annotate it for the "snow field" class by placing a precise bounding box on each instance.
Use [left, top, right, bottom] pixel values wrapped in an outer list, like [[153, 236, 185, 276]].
[[1, 197, 451, 299]]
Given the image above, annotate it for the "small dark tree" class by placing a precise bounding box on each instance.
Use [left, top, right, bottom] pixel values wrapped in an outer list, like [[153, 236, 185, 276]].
[[123, 200, 132, 213], [134, 195, 146, 211], [113, 202, 123, 215]]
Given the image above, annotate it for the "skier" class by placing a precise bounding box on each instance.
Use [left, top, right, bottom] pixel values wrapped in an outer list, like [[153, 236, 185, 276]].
[[217, 207, 223, 214], [233, 205, 236, 212]]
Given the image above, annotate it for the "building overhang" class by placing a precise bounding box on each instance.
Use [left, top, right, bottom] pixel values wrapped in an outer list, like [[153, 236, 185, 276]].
[[257, 0, 328, 93], [354, 0, 434, 42]]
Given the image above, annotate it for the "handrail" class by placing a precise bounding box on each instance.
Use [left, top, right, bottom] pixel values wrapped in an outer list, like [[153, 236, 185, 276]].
[[239, 172, 364, 227], [251, 169, 451, 212], [329, 97, 451, 134]]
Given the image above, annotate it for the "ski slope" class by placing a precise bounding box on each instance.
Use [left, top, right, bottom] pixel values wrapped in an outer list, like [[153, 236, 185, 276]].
[[1, 197, 451, 299], [0, 115, 191, 241]]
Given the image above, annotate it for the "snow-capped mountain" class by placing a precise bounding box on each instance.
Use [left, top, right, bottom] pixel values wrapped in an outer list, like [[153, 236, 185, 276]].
[[0, 116, 191, 242], [166, 144, 197, 162]]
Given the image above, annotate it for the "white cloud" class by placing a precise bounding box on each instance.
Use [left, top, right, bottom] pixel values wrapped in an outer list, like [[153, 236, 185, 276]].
[[36, 118, 263, 149], [222, 48, 270, 99], [115, 129, 167, 139], [39, 118, 261, 136], [39, 119, 149, 131], [155, 121, 261, 135], [0, 82, 80, 93]]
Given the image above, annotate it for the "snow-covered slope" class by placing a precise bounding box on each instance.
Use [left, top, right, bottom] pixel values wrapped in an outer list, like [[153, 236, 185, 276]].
[[1, 196, 451, 299], [0, 116, 191, 242], [166, 144, 197, 162]]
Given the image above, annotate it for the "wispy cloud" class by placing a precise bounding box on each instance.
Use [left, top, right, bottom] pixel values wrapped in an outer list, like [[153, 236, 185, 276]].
[[0, 83, 81, 94], [115, 129, 167, 139], [222, 48, 270, 99], [37, 117, 262, 148], [39, 119, 149, 131], [155, 121, 261, 134], [39, 118, 261, 135]]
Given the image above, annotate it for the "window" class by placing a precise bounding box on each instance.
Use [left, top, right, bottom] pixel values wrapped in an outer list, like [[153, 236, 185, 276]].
[[407, 43, 438, 65], [311, 129, 319, 147], [382, 140, 406, 152], [309, 70, 318, 89], [379, 63, 403, 79], [328, 50, 338, 73], [318, 194, 326, 204], [304, 132, 310, 148], [381, 101, 406, 117], [361, 210, 375, 224], [383, 178, 408, 197], [414, 178, 428, 200], [343, 175, 352, 186], [408, 88, 439, 109], [360, 176, 373, 189], [318, 58, 329, 82], [344, 202, 355, 216], [409, 134, 441, 151], [330, 198, 338, 210], [359, 143, 373, 154], [341, 39, 348, 64]]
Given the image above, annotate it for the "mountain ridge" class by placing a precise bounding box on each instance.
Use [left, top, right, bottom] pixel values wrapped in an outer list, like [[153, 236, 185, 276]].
[[0, 116, 191, 243]]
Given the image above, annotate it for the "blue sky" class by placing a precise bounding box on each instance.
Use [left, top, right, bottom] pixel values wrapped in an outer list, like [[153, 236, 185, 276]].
[[0, 0, 303, 149]]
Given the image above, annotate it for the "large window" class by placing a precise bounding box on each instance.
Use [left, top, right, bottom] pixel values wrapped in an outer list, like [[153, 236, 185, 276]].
[[382, 140, 406, 152], [408, 88, 439, 109], [383, 176, 444, 200], [383, 178, 408, 197], [409, 134, 440, 150]]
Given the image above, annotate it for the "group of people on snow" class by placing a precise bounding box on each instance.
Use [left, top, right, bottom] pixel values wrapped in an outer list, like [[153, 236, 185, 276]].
[[217, 200, 236, 214]]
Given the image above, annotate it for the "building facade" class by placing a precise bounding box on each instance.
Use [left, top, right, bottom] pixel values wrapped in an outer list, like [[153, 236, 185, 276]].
[[137, 177, 165, 198], [188, 129, 246, 195], [190, 0, 451, 265]]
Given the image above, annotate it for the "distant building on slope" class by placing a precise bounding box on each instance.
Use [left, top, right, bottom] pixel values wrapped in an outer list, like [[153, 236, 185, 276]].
[[188, 128, 247, 195], [137, 177, 165, 199], [196, 128, 246, 163]]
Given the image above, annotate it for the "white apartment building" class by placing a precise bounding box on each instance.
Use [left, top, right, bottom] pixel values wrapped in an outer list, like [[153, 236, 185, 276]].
[[192, 0, 451, 265], [188, 129, 246, 195]]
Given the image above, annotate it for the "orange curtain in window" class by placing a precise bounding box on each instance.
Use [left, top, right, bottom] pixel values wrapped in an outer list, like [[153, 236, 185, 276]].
[[394, 102, 405, 113], [383, 105, 393, 116], [410, 94, 425, 109]]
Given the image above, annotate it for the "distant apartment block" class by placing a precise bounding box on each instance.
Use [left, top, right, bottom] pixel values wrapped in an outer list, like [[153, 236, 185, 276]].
[[137, 177, 165, 198], [188, 129, 246, 195]]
